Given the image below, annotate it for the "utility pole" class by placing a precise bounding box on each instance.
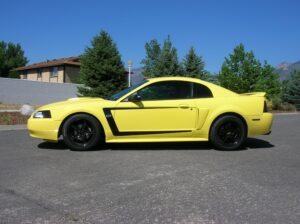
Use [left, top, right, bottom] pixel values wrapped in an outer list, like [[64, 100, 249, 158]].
[[128, 59, 133, 87]]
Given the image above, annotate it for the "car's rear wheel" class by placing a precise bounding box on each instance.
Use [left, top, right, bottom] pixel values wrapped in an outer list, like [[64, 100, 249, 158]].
[[210, 115, 247, 150], [62, 114, 103, 151]]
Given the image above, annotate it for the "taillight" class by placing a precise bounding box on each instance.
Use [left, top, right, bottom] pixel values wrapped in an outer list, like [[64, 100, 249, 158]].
[[264, 101, 268, 112]]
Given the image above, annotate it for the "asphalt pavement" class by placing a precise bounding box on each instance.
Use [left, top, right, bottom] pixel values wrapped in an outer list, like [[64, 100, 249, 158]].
[[0, 114, 299, 224]]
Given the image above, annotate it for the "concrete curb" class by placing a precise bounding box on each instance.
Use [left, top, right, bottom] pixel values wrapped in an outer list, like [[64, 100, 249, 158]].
[[0, 125, 27, 131], [272, 112, 300, 116], [0, 110, 20, 112]]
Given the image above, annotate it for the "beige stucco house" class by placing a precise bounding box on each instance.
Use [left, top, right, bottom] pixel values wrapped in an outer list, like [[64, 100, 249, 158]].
[[15, 56, 81, 83]]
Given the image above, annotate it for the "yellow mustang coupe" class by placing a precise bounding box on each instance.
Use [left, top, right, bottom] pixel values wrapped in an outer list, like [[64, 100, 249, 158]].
[[28, 77, 273, 151]]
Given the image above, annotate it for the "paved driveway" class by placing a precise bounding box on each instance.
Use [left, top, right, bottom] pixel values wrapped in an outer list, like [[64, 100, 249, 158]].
[[0, 114, 299, 224]]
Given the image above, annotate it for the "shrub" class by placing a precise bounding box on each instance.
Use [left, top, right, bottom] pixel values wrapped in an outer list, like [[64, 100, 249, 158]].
[[267, 97, 296, 111]]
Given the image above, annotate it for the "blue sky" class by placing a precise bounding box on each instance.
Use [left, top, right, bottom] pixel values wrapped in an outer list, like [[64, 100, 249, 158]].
[[1, 0, 299, 73]]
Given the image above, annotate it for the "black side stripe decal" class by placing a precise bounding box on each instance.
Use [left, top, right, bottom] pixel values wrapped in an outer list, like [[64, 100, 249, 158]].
[[103, 107, 192, 136]]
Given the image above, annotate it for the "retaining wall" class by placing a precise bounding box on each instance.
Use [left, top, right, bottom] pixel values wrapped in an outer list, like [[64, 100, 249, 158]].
[[0, 78, 81, 105]]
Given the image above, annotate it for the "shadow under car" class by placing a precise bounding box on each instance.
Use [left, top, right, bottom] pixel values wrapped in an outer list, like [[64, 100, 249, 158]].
[[37, 138, 274, 151]]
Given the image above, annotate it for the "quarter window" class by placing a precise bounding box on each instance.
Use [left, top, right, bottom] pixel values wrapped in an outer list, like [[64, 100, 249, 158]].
[[192, 83, 213, 98]]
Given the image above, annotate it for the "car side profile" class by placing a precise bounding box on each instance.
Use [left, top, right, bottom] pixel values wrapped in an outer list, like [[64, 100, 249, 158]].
[[28, 77, 273, 151]]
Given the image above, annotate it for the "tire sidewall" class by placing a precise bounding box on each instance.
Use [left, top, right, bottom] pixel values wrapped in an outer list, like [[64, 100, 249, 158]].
[[210, 115, 247, 150], [62, 114, 103, 151]]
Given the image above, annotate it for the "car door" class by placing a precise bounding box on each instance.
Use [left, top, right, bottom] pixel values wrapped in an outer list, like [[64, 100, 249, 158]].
[[112, 81, 198, 135]]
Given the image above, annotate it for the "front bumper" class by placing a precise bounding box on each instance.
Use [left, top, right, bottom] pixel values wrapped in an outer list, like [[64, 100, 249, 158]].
[[27, 117, 61, 141]]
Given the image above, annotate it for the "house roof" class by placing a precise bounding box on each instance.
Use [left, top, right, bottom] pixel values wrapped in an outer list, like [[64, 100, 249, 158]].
[[14, 56, 80, 71]]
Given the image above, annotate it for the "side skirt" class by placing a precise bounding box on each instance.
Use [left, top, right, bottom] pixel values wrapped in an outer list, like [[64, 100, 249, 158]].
[[106, 137, 209, 143]]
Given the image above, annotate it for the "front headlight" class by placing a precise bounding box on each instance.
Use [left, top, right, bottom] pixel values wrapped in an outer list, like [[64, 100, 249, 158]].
[[33, 110, 51, 118]]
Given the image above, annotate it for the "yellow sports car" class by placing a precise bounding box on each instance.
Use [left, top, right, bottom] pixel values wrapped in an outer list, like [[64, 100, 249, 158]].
[[28, 77, 273, 151]]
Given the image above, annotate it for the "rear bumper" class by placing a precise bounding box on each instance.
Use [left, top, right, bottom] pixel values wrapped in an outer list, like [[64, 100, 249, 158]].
[[27, 118, 61, 141], [264, 131, 272, 135], [246, 112, 273, 137]]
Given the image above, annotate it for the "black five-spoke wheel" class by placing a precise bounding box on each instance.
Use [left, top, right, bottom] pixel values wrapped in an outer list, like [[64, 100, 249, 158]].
[[62, 114, 103, 151], [210, 115, 246, 150]]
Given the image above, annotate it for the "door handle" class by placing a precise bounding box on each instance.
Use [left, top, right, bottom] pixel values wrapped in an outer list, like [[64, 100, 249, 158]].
[[179, 104, 190, 109]]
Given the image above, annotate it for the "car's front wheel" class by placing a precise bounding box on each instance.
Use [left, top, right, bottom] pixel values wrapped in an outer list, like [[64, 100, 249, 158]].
[[210, 115, 247, 150], [62, 114, 103, 151]]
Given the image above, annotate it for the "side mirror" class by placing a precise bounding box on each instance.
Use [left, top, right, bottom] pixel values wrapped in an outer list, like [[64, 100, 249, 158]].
[[128, 93, 142, 102]]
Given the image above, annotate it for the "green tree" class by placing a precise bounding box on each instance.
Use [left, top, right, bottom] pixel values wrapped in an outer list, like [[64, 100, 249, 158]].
[[158, 36, 182, 76], [218, 43, 280, 98], [254, 62, 281, 97], [205, 72, 220, 84], [78, 31, 126, 98], [283, 70, 300, 110], [141, 39, 161, 77], [0, 41, 28, 78], [218, 43, 261, 93], [182, 46, 207, 79], [141, 36, 182, 77]]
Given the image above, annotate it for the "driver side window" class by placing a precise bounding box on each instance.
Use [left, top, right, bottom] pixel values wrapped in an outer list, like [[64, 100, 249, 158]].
[[137, 81, 192, 101]]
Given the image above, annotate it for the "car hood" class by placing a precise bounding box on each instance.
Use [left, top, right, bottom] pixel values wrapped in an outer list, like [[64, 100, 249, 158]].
[[37, 97, 108, 110]]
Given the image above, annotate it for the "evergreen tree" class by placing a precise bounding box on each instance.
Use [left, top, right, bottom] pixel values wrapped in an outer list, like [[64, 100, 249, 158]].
[[283, 70, 300, 110], [0, 41, 28, 78], [182, 46, 207, 79], [158, 36, 182, 76], [78, 31, 126, 98], [141, 39, 161, 77], [141, 36, 182, 77]]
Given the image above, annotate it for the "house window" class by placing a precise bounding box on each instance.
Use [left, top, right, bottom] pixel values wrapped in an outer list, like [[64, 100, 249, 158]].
[[37, 69, 42, 78], [23, 71, 28, 79], [50, 67, 58, 77]]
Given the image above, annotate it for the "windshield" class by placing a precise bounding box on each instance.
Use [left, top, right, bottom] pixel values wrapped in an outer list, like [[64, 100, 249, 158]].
[[106, 80, 148, 101]]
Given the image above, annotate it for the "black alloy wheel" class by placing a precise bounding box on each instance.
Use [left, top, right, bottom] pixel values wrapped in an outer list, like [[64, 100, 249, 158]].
[[62, 114, 103, 151], [210, 115, 246, 150]]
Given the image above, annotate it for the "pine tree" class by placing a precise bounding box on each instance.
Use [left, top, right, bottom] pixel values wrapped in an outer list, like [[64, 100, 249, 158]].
[[78, 31, 126, 98], [141, 39, 161, 77], [0, 41, 28, 78], [141, 36, 182, 77], [158, 36, 182, 76], [283, 70, 300, 110], [182, 47, 207, 79]]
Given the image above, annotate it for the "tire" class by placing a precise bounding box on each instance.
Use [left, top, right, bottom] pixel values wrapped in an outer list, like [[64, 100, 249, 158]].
[[210, 115, 247, 150], [62, 114, 104, 151]]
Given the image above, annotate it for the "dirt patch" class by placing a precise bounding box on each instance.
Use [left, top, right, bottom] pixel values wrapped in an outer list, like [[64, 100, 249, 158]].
[[0, 112, 29, 125], [0, 103, 41, 110]]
